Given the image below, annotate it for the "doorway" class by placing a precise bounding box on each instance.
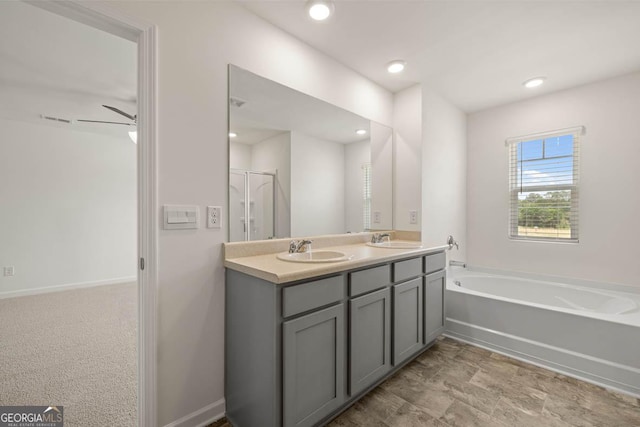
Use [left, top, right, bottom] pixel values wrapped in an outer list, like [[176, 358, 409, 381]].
[[0, 2, 157, 426]]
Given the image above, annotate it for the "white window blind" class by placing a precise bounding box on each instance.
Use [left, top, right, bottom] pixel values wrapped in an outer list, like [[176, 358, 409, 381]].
[[363, 162, 372, 230], [506, 127, 583, 242]]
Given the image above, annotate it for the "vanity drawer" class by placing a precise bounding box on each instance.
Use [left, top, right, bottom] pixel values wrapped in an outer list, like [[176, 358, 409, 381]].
[[424, 251, 446, 274], [282, 275, 344, 318], [349, 265, 391, 297], [393, 257, 423, 282]]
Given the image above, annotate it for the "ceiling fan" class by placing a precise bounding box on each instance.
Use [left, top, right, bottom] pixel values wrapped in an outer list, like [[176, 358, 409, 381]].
[[77, 104, 138, 143], [77, 104, 137, 126], [40, 105, 138, 142]]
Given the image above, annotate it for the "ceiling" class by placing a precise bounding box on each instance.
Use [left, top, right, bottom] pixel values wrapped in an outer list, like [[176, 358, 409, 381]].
[[0, 1, 136, 137], [240, 0, 640, 112], [3, 1, 639, 127]]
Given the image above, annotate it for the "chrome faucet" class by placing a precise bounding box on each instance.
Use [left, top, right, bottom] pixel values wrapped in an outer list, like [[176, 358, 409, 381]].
[[371, 233, 391, 244], [289, 239, 313, 253], [449, 260, 466, 268], [447, 235, 459, 250]]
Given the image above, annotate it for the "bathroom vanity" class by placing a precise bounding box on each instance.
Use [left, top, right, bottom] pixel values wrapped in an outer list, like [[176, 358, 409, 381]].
[[224, 235, 447, 427]]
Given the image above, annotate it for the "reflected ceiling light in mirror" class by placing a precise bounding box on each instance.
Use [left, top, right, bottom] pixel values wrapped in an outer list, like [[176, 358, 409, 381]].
[[355, 129, 367, 135], [307, 0, 334, 21], [128, 130, 137, 144], [386, 60, 406, 74], [229, 132, 237, 138], [523, 77, 546, 88]]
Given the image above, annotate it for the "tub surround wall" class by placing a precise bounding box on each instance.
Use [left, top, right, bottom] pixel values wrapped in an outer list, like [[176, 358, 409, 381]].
[[92, 1, 394, 425], [467, 72, 640, 287]]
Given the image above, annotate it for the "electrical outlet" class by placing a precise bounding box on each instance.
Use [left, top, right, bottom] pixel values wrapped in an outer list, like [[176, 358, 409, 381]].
[[373, 211, 381, 224], [3, 266, 15, 277], [207, 206, 222, 229], [409, 210, 418, 224]]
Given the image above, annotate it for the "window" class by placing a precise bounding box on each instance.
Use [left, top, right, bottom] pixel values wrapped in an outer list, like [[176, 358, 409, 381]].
[[363, 162, 372, 230], [507, 127, 582, 242]]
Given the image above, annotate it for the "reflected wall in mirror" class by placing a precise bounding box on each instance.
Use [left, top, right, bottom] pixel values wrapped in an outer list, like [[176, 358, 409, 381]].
[[228, 65, 393, 241]]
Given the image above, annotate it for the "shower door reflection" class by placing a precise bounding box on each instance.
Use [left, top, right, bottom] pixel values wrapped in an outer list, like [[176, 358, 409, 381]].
[[230, 169, 276, 241]]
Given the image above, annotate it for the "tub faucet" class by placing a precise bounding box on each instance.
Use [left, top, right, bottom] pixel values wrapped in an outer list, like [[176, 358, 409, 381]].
[[449, 260, 466, 268], [289, 239, 313, 253], [447, 235, 459, 250], [371, 233, 391, 244]]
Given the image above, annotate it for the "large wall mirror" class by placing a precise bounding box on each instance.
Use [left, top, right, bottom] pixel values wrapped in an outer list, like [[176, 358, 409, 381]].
[[228, 65, 393, 242]]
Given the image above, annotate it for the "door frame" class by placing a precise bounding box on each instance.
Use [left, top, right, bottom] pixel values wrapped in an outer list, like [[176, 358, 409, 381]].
[[26, 2, 158, 426]]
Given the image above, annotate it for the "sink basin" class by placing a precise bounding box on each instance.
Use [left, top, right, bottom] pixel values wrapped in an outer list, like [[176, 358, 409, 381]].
[[367, 241, 423, 249], [277, 250, 352, 263]]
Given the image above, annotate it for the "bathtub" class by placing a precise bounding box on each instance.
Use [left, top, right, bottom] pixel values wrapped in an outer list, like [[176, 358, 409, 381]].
[[445, 267, 640, 397]]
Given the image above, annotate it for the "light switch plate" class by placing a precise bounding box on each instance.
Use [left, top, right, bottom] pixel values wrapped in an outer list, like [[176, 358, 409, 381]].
[[373, 211, 381, 224], [163, 205, 199, 230], [207, 206, 222, 229]]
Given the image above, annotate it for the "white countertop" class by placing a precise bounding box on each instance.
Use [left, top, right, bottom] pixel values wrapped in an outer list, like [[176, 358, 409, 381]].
[[224, 241, 448, 284]]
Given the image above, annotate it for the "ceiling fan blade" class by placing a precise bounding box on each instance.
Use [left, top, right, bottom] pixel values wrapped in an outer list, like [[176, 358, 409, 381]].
[[77, 119, 134, 126], [102, 104, 136, 121]]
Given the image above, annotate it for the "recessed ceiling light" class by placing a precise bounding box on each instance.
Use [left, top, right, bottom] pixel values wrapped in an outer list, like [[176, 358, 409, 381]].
[[387, 60, 406, 74], [307, 0, 334, 21], [355, 129, 367, 135], [228, 132, 237, 138], [523, 77, 546, 89]]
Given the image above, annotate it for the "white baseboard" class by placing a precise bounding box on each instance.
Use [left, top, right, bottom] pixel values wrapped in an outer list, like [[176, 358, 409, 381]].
[[445, 319, 640, 398], [0, 276, 137, 300], [163, 398, 225, 427]]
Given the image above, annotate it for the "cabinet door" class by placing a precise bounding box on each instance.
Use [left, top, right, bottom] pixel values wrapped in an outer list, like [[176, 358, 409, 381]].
[[283, 304, 345, 427], [349, 288, 391, 396], [424, 270, 446, 343], [393, 278, 423, 365]]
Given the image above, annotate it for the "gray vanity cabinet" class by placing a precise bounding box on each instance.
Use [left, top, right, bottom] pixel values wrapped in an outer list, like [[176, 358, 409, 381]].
[[283, 304, 345, 427], [225, 249, 446, 427], [349, 288, 391, 396], [392, 277, 424, 365], [349, 288, 391, 395], [424, 270, 446, 343]]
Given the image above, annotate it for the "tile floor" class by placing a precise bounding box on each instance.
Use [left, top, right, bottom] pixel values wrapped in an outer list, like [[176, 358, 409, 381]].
[[210, 337, 640, 427]]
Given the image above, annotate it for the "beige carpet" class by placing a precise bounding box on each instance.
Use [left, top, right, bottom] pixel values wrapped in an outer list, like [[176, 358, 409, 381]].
[[0, 282, 137, 426]]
